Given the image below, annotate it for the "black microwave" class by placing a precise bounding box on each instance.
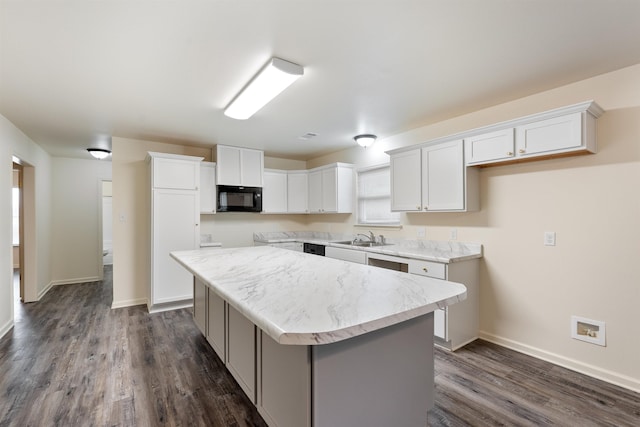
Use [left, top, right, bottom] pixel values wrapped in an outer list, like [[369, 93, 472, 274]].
[[217, 185, 262, 212]]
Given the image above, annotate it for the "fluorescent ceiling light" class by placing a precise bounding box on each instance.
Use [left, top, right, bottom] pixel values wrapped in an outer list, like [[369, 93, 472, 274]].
[[224, 57, 304, 120], [87, 148, 111, 160], [354, 134, 377, 148]]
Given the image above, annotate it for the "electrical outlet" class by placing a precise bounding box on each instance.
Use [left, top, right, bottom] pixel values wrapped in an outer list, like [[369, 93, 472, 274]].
[[450, 228, 458, 240], [544, 231, 556, 246], [417, 227, 426, 238]]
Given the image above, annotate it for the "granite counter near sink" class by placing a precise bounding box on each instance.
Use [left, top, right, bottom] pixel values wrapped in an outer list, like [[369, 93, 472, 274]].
[[253, 230, 483, 263]]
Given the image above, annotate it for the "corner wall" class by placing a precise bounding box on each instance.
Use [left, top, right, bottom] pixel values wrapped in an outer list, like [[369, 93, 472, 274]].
[[305, 64, 640, 391], [0, 113, 53, 338]]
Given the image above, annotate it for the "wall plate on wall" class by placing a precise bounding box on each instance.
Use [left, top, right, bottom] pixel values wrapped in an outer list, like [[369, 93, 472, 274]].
[[571, 315, 606, 346]]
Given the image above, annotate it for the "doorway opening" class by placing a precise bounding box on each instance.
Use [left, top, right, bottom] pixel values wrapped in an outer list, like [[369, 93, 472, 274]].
[[12, 162, 22, 310], [12, 156, 37, 309], [101, 180, 113, 267]]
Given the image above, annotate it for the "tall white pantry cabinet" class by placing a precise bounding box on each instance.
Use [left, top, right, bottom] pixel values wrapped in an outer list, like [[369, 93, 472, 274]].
[[146, 152, 203, 313]]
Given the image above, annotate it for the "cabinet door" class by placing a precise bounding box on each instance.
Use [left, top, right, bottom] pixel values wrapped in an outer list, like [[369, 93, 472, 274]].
[[207, 289, 226, 362], [200, 162, 216, 214], [307, 170, 323, 213], [321, 167, 338, 213], [227, 304, 256, 403], [516, 112, 582, 157], [151, 189, 199, 304], [390, 149, 422, 211], [287, 171, 308, 213], [421, 140, 465, 211], [193, 278, 207, 335], [465, 128, 515, 165], [335, 166, 354, 213], [262, 170, 288, 213], [241, 148, 264, 187], [153, 157, 200, 190], [258, 331, 311, 427], [216, 145, 242, 186]]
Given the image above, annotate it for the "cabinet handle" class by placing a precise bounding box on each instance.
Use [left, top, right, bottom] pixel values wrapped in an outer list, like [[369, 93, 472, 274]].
[[416, 206, 421, 210], [423, 267, 428, 272], [507, 151, 513, 156], [424, 206, 428, 211], [519, 149, 525, 154]]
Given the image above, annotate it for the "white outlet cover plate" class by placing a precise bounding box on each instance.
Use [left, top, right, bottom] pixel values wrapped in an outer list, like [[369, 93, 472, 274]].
[[544, 231, 556, 246]]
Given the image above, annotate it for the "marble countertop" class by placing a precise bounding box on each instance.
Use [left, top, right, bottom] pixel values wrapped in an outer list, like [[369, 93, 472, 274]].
[[253, 231, 482, 263], [171, 246, 467, 346]]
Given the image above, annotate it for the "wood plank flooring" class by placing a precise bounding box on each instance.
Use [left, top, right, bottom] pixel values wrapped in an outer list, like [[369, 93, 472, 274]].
[[1, 267, 638, 426]]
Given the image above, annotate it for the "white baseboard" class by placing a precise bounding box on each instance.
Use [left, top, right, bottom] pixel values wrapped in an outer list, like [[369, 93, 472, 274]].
[[111, 298, 148, 309], [0, 319, 14, 340], [147, 299, 193, 314], [50, 276, 101, 286], [479, 331, 640, 394], [37, 281, 54, 300]]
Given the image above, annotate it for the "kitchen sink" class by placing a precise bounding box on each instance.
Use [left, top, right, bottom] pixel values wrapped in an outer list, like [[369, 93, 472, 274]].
[[331, 240, 394, 247]]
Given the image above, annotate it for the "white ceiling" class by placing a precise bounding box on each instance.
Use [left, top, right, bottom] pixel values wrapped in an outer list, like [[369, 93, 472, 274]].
[[2, 1, 640, 161]]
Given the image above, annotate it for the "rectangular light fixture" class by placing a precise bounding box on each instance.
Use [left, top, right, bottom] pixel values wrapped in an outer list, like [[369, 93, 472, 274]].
[[224, 57, 304, 120]]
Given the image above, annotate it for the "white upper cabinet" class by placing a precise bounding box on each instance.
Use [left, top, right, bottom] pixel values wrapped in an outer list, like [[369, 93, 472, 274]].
[[287, 171, 308, 213], [422, 140, 467, 211], [390, 149, 422, 212], [216, 145, 264, 187], [150, 152, 201, 190], [308, 163, 354, 213], [465, 128, 515, 165], [262, 169, 288, 213], [200, 162, 216, 214], [463, 101, 603, 166], [516, 112, 582, 157], [390, 142, 477, 212]]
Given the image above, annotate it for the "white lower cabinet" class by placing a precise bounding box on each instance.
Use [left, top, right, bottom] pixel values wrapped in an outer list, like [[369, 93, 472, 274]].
[[226, 304, 256, 403], [408, 258, 479, 350]]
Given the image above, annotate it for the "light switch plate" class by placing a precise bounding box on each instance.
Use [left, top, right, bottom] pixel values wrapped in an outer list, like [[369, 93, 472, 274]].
[[544, 231, 556, 246], [417, 227, 426, 238], [450, 228, 457, 240]]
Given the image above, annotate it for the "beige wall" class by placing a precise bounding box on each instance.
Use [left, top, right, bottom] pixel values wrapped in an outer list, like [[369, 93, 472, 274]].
[[306, 63, 640, 391], [50, 157, 112, 284]]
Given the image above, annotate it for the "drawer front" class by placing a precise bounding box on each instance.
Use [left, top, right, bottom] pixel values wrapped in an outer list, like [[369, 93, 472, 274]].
[[408, 260, 446, 279], [325, 246, 367, 264]]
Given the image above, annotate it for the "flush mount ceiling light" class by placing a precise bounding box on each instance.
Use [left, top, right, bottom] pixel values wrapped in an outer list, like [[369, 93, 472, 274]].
[[224, 57, 304, 120], [354, 134, 377, 148], [87, 148, 111, 160]]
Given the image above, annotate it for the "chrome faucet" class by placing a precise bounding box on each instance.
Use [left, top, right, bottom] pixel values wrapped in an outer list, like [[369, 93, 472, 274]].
[[354, 233, 373, 243]]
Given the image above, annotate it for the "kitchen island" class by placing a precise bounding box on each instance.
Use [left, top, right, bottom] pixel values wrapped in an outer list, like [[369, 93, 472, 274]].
[[171, 246, 467, 427]]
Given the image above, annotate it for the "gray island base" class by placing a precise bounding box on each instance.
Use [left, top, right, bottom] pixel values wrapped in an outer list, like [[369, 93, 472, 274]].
[[171, 246, 465, 427]]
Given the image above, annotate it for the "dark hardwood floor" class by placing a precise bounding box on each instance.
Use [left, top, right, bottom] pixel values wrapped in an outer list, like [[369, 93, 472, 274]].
[[1, 267, 638, 426]]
